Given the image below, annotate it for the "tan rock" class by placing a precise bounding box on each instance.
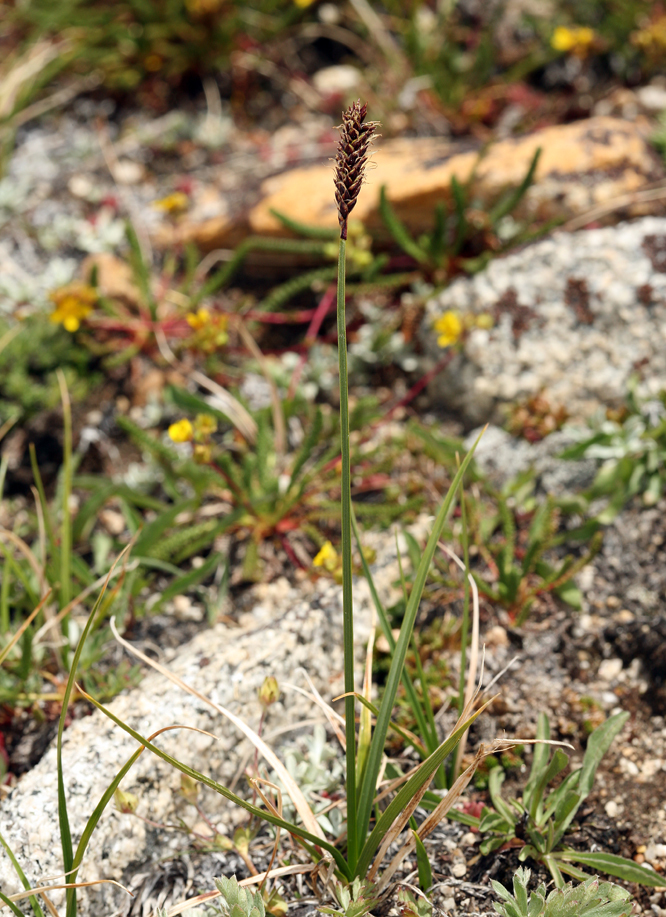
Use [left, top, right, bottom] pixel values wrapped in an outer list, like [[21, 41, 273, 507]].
[[249, 116, 663, 239], [81, 252, 141, 306]]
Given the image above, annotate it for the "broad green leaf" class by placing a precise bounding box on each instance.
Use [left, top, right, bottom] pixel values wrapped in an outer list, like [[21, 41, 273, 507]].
[[578, 713, 629, 800]]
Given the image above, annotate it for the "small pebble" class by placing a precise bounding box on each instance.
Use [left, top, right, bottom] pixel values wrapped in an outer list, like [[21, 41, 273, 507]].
[[451, 862, 467, 878], [598, 658, 623, 681], [605, 800, 620, 818]]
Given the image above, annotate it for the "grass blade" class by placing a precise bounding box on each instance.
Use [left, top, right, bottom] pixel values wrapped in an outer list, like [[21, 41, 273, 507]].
[[356, 430, 484, 852], [351, 510, 432, 749], [0, 829, 45, 917], [413, 830, 432, 890], [356, 700, 487, 878], [79, 686, 350, 878], [555, 851, 663, 887], [59, 543, 134, 917]]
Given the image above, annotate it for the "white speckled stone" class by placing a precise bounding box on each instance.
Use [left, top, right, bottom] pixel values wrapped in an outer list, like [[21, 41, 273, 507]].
[[422, 217, 666, 424]]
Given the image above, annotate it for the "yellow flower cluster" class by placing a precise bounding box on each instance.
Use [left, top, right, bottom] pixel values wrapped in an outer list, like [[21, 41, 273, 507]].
[[186, 308, 229, 353], [313, 541, 339, 571], [168, 414, 218, 463], [632, 15, 666, 55], [152, 192, 189, 214], [551, 26, 596, 55], [168, 419, 194, 443], [49, 283, 97, 332], [433, 310, 493, 349]]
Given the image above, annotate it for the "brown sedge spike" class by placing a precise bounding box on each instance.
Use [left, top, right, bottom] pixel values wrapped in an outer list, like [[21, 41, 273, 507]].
[[334, 100, 379, 240]]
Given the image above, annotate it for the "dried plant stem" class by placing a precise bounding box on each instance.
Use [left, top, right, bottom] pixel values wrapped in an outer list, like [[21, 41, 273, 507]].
[[337, 234, 357, 867]]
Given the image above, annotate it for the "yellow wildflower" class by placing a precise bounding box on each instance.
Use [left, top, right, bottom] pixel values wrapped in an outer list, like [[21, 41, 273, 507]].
[[551, 26, 595, 54], [632, 16, 666, 54], [49, 283, 97, 332], [258, 675, 280, 708], [168, 419, 194, 443], [294, 0, 315, 7], [153, 192, 189, 214], [186, 308, 211, 330], [434, 311, 463, 348], [193, 443, 212, 464], [313, 541, 338, 569], [186, 308, 228, 352], [193, 413, 218, 440]]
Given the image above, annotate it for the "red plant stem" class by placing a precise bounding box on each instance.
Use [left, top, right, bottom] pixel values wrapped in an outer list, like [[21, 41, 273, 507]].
[[317, 349, 456, 478], [287, 282, 337, 399], [380, 350, 456, 423], [280, 533, 307, 570]]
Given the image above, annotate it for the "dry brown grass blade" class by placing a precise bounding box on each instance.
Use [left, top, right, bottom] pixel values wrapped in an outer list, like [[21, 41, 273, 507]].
[[109, 618, 325, 840], [284, 667, 346, 748], [32, 560, 140, 645], [154, 328, 258, 443], [0, 588, 53, 666], [438, 541, 480, 780], [160, 864, 314, 917], [247, 775, 283, 892], [365, 772, 433, 884], [0, 40, 63, 120], [376, 730, 576, 893], [8, 878, 132, 905], [233, 316, 286, 456]]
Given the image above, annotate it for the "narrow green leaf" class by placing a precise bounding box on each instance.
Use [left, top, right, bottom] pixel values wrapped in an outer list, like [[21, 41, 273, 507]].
[[355, 431, 483, 849], [83, 691, 351, 878], [351, 510, 432, 759], [379, 186, 428, 264], [0, 889, 27, 917], [413, 830, 433, 890], [489, 147, 541, 225], [523, 713, 550, 812], [488, 768, 516, 825], [555, 851, 664, 887], [356, 703, 486, 877], [530, 747, 569, 824], [151, 551, 223, 610], [0, 828, 45, 917], [578, 712, 629, 800]]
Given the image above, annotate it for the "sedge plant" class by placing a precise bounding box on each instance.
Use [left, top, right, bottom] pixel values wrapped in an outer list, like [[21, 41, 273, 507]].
[[2, 102, 494, 916]]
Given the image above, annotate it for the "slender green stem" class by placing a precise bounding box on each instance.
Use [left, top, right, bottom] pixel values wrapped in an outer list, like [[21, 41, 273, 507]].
[[58, 372, 72, 628], [337, 235, 357, 869]]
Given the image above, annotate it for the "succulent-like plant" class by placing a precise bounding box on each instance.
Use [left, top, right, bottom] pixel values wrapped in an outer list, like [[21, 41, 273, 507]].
[[212, 876, 266, 917], [492, 868, 633, 917]]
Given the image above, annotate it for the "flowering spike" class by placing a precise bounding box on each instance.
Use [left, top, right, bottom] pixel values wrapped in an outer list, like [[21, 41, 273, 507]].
[[334, 101, 379, 240]]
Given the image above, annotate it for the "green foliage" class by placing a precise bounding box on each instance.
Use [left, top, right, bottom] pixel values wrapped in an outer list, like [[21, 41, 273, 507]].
[[396, 887, 433, 917], [319, 877, 381, 917], [469, 476, 602, 623], [560, 384, 666, 520], [378, 147, 541, 281], [0, 318, 95, 425], [212, 876, 266, 917], [474, 712, 662, 888], [492, 868, 633, 917], [7, 0, 308, 93]]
